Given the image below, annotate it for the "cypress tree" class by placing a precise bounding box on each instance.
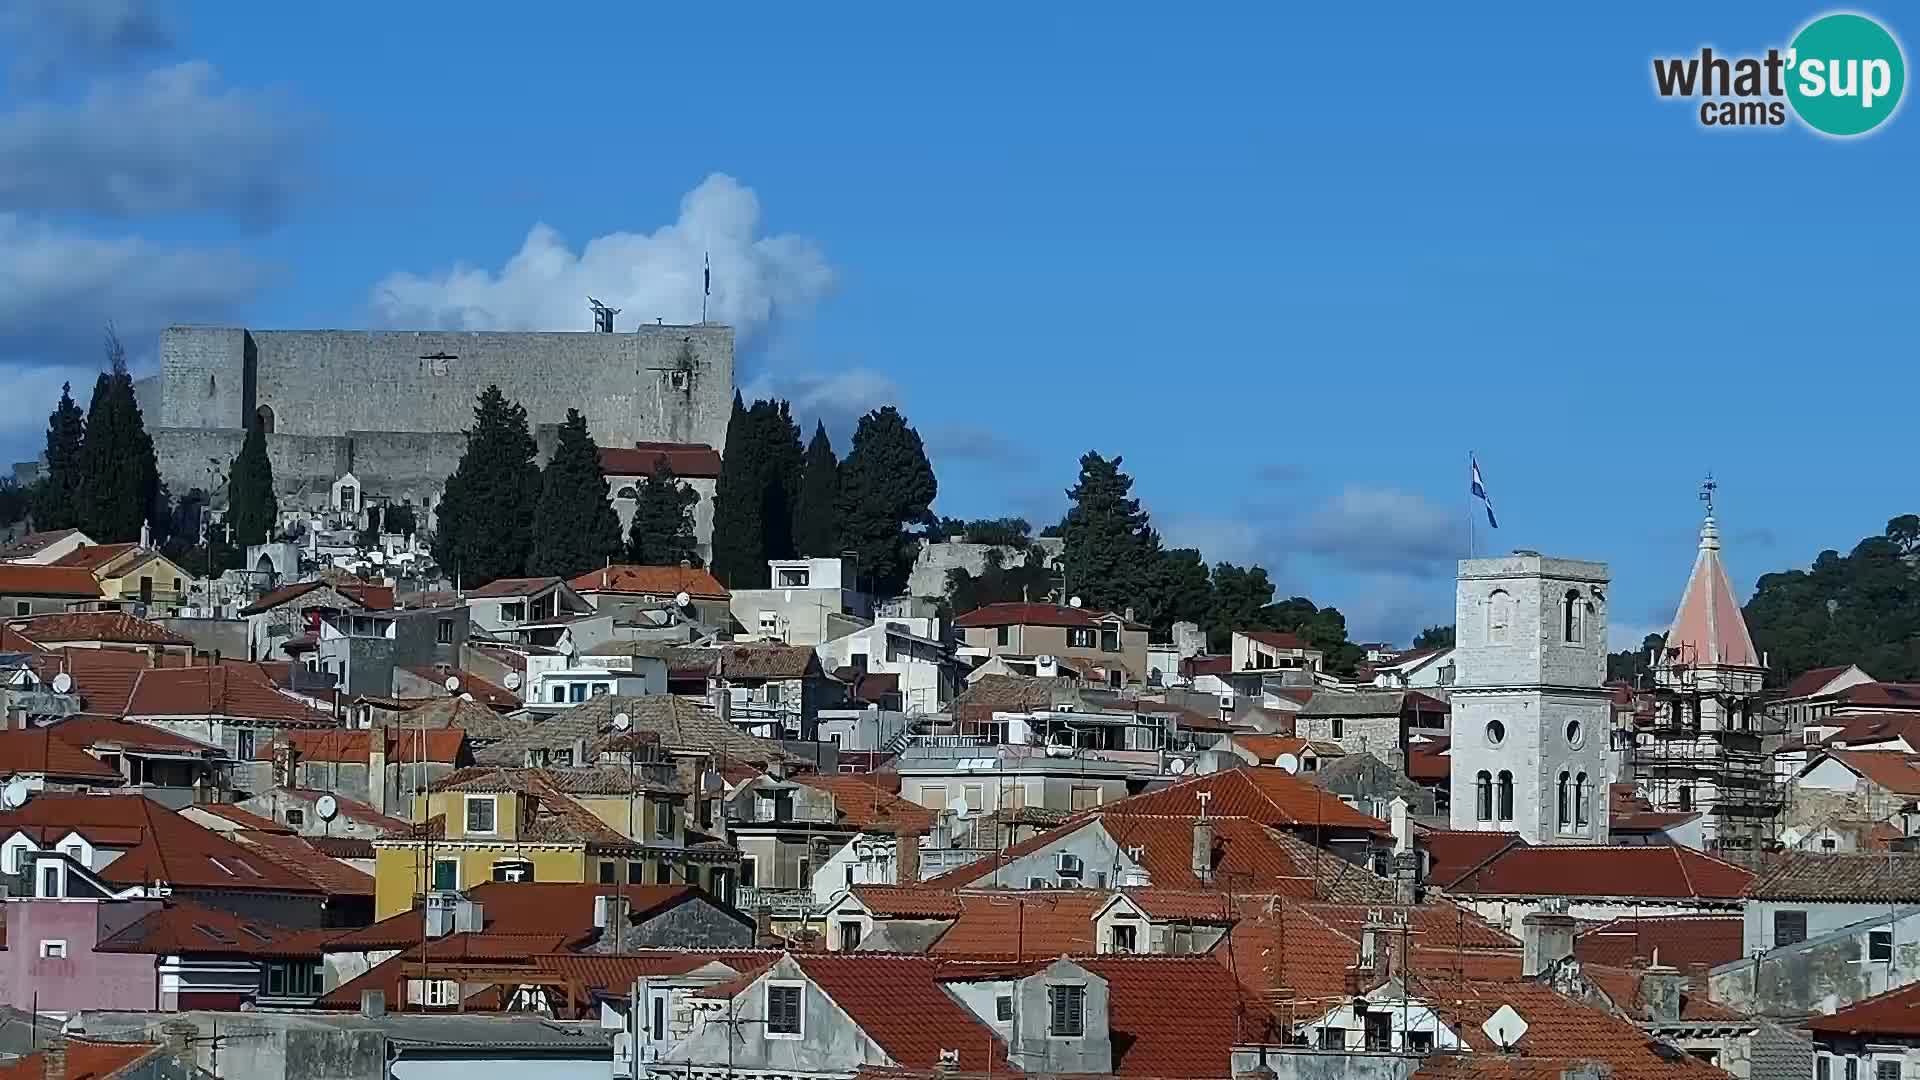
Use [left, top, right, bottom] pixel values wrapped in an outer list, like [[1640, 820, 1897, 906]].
[[226, 418, 279, 546], [528, 409, 624, 578], [627, 459, 702, 566], [837, 406, 937, 598], [77, 329, 160, 543], [792, 421, 840, 557], [759, 400, 804, 564], [431, 385, 540, 587], [709, 392, 762, 587], [1059, 452, 1156, 615], [32, 382, 86, 530]]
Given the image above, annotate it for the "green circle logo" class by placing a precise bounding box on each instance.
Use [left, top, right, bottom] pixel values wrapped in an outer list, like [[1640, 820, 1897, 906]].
[[1787, 13, 1906, 136]]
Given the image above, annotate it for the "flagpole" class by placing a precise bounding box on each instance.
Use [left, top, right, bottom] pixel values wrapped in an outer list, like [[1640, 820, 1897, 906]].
[[1467, 451, 1476, 559]]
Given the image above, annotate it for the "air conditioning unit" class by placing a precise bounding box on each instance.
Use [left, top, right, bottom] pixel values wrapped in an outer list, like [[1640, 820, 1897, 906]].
[[1026, 877, 1054, 890], [1056, 853, 1083, 878]]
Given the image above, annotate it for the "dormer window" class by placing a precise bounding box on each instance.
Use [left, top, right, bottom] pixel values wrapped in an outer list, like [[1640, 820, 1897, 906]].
[[1048, 984, 1086, 1037]]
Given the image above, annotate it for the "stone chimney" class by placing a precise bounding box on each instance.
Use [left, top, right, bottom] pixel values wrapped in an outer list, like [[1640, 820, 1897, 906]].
[[162, 1020, 196, 1059], [1388, 797, 1416, 904], [896, 829, 922, 884], [41, 1039, 68, 1080], [272, 740, 299, 788], [368, 733, 388, 815], [1522, 904, 1578, 977], [1191, 819, 1216, 885], [361, 989, 387, 1018], [1640, 961, 1685, 1024]]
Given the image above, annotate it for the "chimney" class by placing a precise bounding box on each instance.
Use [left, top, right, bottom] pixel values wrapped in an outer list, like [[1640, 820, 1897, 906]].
[[1560, 1065, 1612, 1080], [361, 989, 387, 1018], [272, 741, 299, 788], [161, 1020, 196, 1058], [1191, 818, 1215, 885], [42, 1039, 67, 1080], [1522, 904, 1578, 977], [368, 733, 389, 815], [895, 829, 921, 884], [1640, 961, 1685, 1024]]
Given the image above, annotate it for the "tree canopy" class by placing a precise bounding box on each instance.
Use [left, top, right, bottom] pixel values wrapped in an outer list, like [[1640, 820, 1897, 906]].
[[837, 406, 937, 597], [431, 385, 540, 587], [32, 382, 86, 530], [627, 459, 702, 567], [528, 409, 624, 578], [76, 330, 160, 543], [710, 396, 804, 587], [1746, 514, 1920, 683], [792, 421, 840, 558], [226, 417, 278, 546], [1411, 625, 1456, 651]]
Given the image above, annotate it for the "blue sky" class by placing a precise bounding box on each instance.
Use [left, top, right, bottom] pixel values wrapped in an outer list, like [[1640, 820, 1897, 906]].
[[2, 2, 1914, 647]]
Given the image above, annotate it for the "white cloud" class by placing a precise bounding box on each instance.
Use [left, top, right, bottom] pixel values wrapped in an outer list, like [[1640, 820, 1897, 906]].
[[371, 173, 834, 347], [0, 364, 95, 455], [1160, 514, 1267, 567], [742, 367, 899, 443], [0, 0, 175, 86], [0, 60, 306, 223], [1293, 486, 1459, 576]]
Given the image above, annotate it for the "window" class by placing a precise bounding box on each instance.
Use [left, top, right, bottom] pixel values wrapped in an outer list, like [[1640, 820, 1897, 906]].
[[654, 800, 677, 838], [776, 567, 811, 588], [421, 979, 458, 1007], [286, 808, 305, 827], [1331, 718, 1345, 739], [465, 795, 497, 835], [1048, 985, 1086, 1037], [491, 860, 533, 882], [1678, 784, 1694, 812], [1818, 1058, 1831, 1080], [1574, 773, 1589, 830], [766, 983, 804, 1037], [1485, 720, 1506, 745], [629, 861, 646, 885], [1497, 771, 1514, 822], [1565, 720, 1584, 749], [502, 602, 525, 623], [432, 858, 459, 891], [996, 625, 1011, 647], [996, 995, 1014, 1022], [39, 940, 67, 959], [38, 862, 61, 898], [652, 995, 667, 1041], [798, 858, 813, 889], [1847, 1060, 1859, 1080], [1876, 1061, 1899, 1080], [1563, 590, 1583, 643], [1487, 589, 1511, 644], [1100, 627, 1119, 652], [1408, 1031, 1434, 1053], [1475, 771, 1493, 822], [15, 602, 28, 617], [236, 728, 255, 762], [1870, 930, 1895, 963], [764, 682, 783, 705], [1774, 910, 1808, 947], [1557, 772, 1571, 829], [655, 861, 673, 885], [1110, 923, 1138, 953], [1068, 628, 1096, 649], [1318, 1026, 1345, 1050], [739, 856, 757, 887], [437, 618, 455, 644], [599, 861, 616, 885], [551, 685, 565, 704], [841, 921, 864, 951]]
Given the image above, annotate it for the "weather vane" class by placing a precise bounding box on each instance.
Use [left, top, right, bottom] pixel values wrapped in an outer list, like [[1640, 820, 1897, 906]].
[[1699, 472, 1717, 516]]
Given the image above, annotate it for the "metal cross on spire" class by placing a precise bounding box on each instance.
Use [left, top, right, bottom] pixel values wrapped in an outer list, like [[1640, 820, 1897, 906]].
[[1699, 472, 1717, 516]]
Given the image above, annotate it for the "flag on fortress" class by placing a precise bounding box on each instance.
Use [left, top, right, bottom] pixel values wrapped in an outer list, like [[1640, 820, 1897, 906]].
[[1471, 455, 1498, 529]]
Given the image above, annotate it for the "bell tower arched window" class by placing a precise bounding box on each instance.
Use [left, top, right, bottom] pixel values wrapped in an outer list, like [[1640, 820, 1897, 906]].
[[1496, 771, 1514, 822], [1563, 590, 1583, 644], [1488, 590, 1512, 644], [1557, 772, 1572, 830], [1475, 771, 1493, 822], [1574, 772, 1590, 830]]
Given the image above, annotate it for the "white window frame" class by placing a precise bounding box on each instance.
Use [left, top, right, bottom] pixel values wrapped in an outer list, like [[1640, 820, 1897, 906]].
[[764, 980, 806, 1039], [421, 978, 458, 1006], [464, 794, 498, 836], [39, 939, 68, 959]]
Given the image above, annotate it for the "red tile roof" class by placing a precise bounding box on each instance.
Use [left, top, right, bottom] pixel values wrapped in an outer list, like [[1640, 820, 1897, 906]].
[[1231, 734, 1341, 765], [45, 715, 223, 757], [189, 803, 286, 831], [1813, 750, 1920, 795], [0, 728, 124, 781], [1418, 829, 1526, 888], [257, 728, 467, 765], [464, 575, 564, 599], [403, 666, 519, 708], [1838, 682, 1920, 710], [1825, 712, 1920, 749], [0, 528, 85, 560], [1406, 737, 1450, 781], [952, 602, 1141, 630], [1074, 955, 1270, 1076], [1745, 851, 1920, 902], [0, 1039, 159, 1080], [1182, 654, 1232, 678], [927, 891, 1109, 955], [27, 647, 149, 714], [313, 933, 569, 1009], [124, 665, 330, 724], [1414, 977, 1730, 1080], [788, 953, 1012, 1073], [230, 829, 377, 896], [0, 792, 320, 894], [599, 442, 724, 479], [1575, 914, 1745, 971], [1809, 978, 1920, 1036], [325, 882, 714, 950], [1097, 765, 1389, 834], [96, 898, 319, 957], [48, 543, 139, 570], [567, 563, 730, 600], [849, 885, 967, 919], [536, 950, 780, 994], [7, 611, 192, 647], [0, 563, 104, 598], [1445, 844, 1753, 900], [237, 580, 326, 616], [1779, 664, 1863, 700], [796, 772, 936, 833]]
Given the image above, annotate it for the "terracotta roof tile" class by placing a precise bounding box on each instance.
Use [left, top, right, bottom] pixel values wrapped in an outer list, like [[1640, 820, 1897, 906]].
[[0, 728, 124, 780], [1414, 977, 1730, 1080], [1446, 845, 1753, 900], [231, 829, 377, 896], [0, 1039, 159, 1080], [599, 443, 723, 479], [1231, 734, 1342, 765], [1240, 630, 1311, 651], [790, 953, 1011, 1072], [1406, 736, 1451, 781], [1575, 915, 1745, 971], [948, 675, 1080, 727], [1779, 664, 1861, 700], [124, 665, 331, 724], [1097, 765, 1389, 834], [464, 575, 563, 599], [796, 773, 936, 833], [189, 803, 286, 831], [324, 882, 711, 951], [1581, 962, 1748, 1024], [258, 728, 467, 765], [47, 543, 139, 571], [536, 950, 778, 993], [0, 564, 103, 598], [1815, 750, 1920, 797], [1810, 978, 1920, 1036], [0, 791, 320, 893], [7, 611, 188, 647], [567, 563, 729, 600], [1823, 712, 1920, 749], [929, 891, 1109, 955], [96, 897, 318, 957], [851, 885, 967, 919], [44, 715, 225, 756], [403, 666, 519, 708], [1838, 682, 1920, 709], [1075, 955, 1271, 1075], [1418, 828, 1527, 889], [1746, 851, 1920, 902]]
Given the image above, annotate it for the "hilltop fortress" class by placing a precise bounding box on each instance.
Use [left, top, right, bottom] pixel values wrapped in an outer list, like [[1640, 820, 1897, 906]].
[[136, 322, 734, 521]]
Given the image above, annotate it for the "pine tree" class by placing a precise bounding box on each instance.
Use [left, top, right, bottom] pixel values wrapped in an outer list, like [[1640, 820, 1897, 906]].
[[77, 329, 160, 543], [1059, 452, 1156, 616], [431, 385, 540, 586], [32, 382, 86, 530], [709, 392, 762, 587], [627, 459, 701, 566], [226, 417, 278, 546], [792, 421, 841, 558], [759, 400, 804, 564], [837, 406, 937, 597], [528, 409, 624, 578]]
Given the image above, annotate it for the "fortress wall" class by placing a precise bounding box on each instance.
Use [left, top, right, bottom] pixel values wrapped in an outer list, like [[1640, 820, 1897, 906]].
[[159, 327, 249, 429], [151, 428, 246, 498]]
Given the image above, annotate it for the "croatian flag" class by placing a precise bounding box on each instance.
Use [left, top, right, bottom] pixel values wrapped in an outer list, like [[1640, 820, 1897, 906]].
[[1471, 456, 1499, 529]]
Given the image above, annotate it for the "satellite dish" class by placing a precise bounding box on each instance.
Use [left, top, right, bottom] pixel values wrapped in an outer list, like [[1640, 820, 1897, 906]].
[[948, 793, 973, 818], [444, 676, 461, 693], [503, 672, 522, 691], [460, 692, 474, 702], [1275, 753, 1300, 775], [1169, 758, 1188, 775], [51, 672, 73, 694], [1481, 1004, 1529, 1051], [674, 591, 691, 608], [1068, 595, 1083, 609], [1, 777, 31, 811], [314, 794, 338, 822], [612, 712, 632, 731]]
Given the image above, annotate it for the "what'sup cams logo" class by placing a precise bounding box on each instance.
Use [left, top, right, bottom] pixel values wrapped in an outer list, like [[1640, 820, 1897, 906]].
[[1654, 12, 1905, 136]]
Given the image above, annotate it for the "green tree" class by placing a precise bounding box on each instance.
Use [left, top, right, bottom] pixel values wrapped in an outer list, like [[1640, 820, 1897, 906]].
[[627, 459, 702, 566], [1059, 452, 1158, 617], [1267, 596, 1364, 675], [792, 421, 841, 558], [837, 406, 937, 597], [0, 481, 28, 529], [528, 409, 623, 578], [945, 548, 1056, 615], [77, 329, 161, 543], [431, 385, 540, 587], [760, 400, 805, 565], [1607, 632, 1666, 685], [386, 504, 418, 539], [32, 382, 86, 530], [1207, 562, 1278, 652], [226, 418, 278, 546], [1146, 547, 1214, 632], [709, 393, 763, 587], [1745, 514, 1920, 683], [1411, 625, 1456, 651]]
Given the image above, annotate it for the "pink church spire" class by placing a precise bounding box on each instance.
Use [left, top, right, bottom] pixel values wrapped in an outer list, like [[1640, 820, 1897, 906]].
[[1664, 505, 1762, 670]]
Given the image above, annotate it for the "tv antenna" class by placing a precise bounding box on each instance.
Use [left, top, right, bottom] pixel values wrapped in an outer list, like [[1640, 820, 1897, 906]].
[[588, 297, 621, 333]]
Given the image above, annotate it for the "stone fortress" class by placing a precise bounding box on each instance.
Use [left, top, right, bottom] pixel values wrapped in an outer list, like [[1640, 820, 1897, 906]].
[[135, 321, 735, 525]]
